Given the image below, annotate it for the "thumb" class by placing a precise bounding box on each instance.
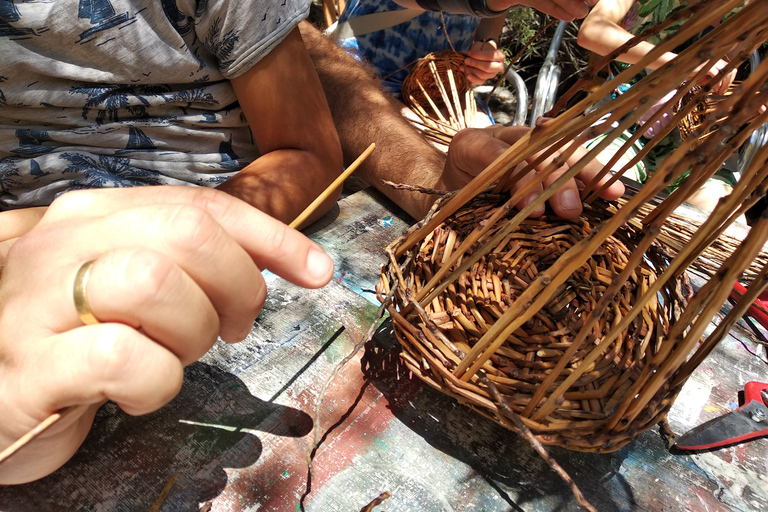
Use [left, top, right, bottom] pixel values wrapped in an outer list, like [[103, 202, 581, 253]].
[[447, 126, 530, 182]]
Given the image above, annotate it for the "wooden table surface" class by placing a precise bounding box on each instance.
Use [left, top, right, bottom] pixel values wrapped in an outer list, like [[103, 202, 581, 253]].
[[1, 188, 767, 512]]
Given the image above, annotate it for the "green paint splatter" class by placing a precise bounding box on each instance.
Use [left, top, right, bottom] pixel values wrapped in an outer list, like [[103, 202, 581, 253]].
[[281, 470, 290, 479]]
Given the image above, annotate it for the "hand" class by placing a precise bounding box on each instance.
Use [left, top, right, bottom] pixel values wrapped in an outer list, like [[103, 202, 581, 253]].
[[0, 186, 334, 484], [489, 1, 597, 21], [439, 124, 625, 218], [465, 40, 506, 84], [699, 58, 737, 96]]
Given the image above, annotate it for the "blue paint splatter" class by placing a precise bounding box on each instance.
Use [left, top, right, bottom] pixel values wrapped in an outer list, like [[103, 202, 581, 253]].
[[378, 217, 394, 227]]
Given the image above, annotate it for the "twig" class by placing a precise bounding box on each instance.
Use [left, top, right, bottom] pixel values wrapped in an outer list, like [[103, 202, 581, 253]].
[[148, 474, 178, 512], [381, 180, 451, 196], [360, 491, 392, 512], [290, 143, 376, 229], [305, 295, 392, 488], [0, 405, 78, 464], [477, 372, 597, 512]]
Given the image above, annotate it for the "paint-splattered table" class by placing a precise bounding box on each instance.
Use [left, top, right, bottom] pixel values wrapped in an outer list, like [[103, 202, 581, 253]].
[[2, 188, 767, 512]]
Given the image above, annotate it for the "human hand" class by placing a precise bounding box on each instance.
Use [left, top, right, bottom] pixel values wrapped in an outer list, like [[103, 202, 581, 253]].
[[439, 124, 625, 218], [489, 1, 597, 22], [699, 58, 737, 96], [0, 186, 334, 484], [465, 40, 506, 84]]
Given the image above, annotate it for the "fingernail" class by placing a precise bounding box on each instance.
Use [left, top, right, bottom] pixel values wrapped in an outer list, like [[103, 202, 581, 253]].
[[561, 189, 582, 211], [307, 247, 333, 280]]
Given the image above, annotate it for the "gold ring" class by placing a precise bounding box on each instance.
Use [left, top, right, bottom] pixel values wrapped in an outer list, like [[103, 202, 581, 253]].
[[73, 260, 99, 325]]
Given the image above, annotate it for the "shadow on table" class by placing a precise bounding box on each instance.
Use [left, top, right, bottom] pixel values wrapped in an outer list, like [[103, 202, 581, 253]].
[[361, 319, 648, 512], [0, 362, 312, 512]]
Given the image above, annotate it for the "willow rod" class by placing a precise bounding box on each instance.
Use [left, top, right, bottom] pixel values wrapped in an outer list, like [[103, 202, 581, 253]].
[[290, 143, 376, 229]]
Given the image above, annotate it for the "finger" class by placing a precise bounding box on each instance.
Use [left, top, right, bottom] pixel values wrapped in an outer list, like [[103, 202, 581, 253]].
[[31, 324, 185, 416], [507, 164, 546, 217], [538, 0, 589, 21], [567, 144, 626, 200], [466, 69, 496, 84], [70, 204, 264, 342], [84, 249, 225, 363], [464, 57, 505, 76], [20, 201, 263, 342], [542, 167, 584, 218], [448, 126, 530, 181], [45, 186, 334, 289]]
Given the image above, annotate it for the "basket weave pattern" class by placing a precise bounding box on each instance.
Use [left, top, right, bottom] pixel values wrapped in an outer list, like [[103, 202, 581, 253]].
[[381, 194, 684, 452], [402, 49, 470, 112]]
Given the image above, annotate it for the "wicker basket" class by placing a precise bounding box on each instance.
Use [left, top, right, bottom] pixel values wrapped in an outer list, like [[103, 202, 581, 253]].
[[379, 193, 685, 452], [378, 0, 768, 455], [402, 49, 471, 113], [400, 50, 480, 144]]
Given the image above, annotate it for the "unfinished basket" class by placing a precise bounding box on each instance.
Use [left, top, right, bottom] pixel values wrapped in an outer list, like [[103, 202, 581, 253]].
[[378, 0, 768, 454], [401, 50, 480, 144]]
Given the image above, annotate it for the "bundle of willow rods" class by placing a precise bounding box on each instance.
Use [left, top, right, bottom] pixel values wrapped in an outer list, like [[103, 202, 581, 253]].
[[379, 0, 768, 453], [401, 50, 479, 145]]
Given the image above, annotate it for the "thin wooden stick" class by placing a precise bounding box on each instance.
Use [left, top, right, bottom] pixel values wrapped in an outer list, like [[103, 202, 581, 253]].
[[0, 405, 78, 464], [0, 144, 377, 468], [148, 474, 179, 512], [289, 143, 376, 229]]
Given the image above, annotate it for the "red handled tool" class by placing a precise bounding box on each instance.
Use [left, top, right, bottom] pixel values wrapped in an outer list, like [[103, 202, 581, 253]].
[[675, 381, 768, 450], [729, 282, 768, 331]]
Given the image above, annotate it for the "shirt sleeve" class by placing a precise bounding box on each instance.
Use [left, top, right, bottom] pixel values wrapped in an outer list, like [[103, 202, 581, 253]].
[[188, 0, 311, 79]]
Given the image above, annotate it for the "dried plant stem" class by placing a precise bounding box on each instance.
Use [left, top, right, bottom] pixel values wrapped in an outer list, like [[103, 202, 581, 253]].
[[359, 491, 392, 512], [148, 474, 178, 512], [478, 371, 597, 512]]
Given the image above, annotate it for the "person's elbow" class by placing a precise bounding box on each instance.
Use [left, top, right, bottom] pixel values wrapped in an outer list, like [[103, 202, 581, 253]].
[[576, 24, 600, 54]]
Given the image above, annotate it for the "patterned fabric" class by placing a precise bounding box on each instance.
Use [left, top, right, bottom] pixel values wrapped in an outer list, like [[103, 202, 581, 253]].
[[336, 0, 479, 96], [0, 0, 309, 210]]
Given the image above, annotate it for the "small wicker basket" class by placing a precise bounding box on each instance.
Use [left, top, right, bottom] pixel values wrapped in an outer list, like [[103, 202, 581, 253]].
[[400, 50, 480, 144], [402, 49, 471, 113]]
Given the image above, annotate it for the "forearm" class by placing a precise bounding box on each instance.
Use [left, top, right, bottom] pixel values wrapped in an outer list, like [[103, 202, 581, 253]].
[[217, 149, 341, 226], [577, 18, 676, 70], [226, 27, 343, 227], [300, 21, 446, 219]]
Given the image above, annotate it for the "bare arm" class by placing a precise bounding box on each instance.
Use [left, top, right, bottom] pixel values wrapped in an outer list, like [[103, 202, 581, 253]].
[[577, 0, 678, 70], [300, 21, 447, 219], [393, 0, 595, 21], [218, 27, 343, 227], [300, 22, 623, 220], [577, 0, 736, 93]]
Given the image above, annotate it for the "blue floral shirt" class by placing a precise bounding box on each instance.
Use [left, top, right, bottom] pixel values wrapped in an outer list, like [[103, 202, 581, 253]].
[[337, 0, 479, 96], [0, 0, 309, 209]]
